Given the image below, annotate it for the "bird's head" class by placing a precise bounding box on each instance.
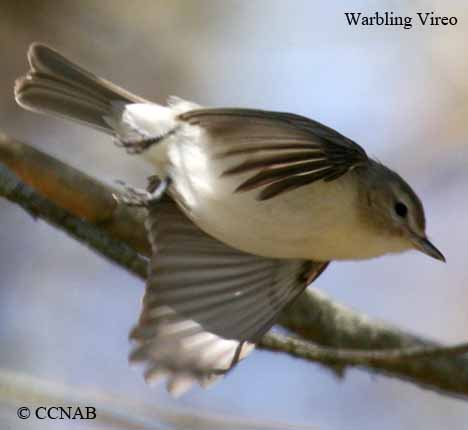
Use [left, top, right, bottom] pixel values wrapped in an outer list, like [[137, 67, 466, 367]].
[[361, 161, 445, 262]]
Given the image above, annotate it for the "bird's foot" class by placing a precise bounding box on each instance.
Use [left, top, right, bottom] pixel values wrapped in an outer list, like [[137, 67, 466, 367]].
[[113, 177, 171, 207]]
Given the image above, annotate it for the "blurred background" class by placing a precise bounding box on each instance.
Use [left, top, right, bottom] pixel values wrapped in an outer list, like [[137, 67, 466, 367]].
[[1, 0, 468, 428]]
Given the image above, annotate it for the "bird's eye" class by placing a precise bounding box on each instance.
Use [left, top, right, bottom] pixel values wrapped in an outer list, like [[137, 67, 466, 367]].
[[394, 202, 408, 218]]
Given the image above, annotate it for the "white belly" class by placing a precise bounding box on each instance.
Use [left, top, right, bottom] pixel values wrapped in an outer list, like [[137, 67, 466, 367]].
[[144, 126, 385, 262], [123, 101, 409, 262]]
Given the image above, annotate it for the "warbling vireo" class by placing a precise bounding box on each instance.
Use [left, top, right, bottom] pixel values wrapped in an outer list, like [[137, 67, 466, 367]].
[[15, 43, 445, 396]]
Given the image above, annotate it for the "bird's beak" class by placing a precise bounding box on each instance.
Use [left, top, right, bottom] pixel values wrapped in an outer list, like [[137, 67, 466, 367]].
[[410, 233, 446, 262]]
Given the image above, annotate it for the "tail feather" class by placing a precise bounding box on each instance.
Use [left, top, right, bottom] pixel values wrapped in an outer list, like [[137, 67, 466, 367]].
[[15, 43, 147, 133]]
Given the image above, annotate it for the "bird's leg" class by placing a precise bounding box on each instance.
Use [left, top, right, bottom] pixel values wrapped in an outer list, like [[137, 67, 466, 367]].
[[113, 135, 164, 154], [113, 177, 171, 207], [146, 175, 162, 193], [113, 126, 179, 154], [146, 177, 171, 204]]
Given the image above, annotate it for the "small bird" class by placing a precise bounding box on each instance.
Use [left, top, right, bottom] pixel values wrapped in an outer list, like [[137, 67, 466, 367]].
[[15, 43, 445, 395]]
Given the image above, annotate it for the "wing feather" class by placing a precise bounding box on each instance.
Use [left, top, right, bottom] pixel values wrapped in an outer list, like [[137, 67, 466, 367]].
[[130, 197, 328, 394], [180, 108, 368, 200]]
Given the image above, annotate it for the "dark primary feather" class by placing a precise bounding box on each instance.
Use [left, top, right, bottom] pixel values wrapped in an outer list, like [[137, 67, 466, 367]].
[[180, 108, 368, 200], [130, 196, 328, 394]]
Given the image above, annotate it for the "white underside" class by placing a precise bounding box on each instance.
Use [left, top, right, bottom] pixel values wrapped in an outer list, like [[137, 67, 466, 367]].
[[115, 98, 409, 261]]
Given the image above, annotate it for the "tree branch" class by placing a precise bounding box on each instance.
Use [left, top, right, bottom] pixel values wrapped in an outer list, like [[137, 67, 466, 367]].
[[0, 157, 147, 279], [262, 331, 468, 368], [0, 131, 150, 256], [1, 132, 468, 399]]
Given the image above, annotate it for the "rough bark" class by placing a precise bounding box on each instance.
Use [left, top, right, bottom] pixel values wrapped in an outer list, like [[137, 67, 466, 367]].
[[1, 133, 467, 399]]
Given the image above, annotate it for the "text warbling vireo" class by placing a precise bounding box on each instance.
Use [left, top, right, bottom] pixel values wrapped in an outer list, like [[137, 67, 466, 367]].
[[15, 43, 445, 395]]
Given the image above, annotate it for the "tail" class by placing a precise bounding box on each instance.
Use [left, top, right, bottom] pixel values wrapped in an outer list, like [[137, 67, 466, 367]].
[[15, 43, 148, 134]]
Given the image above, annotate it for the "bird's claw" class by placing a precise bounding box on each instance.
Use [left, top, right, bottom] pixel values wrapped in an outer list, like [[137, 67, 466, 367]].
[[113, 178, 171, 207], [113, 181, 152, 207]]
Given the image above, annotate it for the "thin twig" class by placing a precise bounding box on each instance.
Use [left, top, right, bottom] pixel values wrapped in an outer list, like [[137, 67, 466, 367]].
[[261, 332, 468, 366], [1, 132, 468, 399]]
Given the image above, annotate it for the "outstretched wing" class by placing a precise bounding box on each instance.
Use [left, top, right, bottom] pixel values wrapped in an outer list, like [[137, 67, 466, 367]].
[[179, 108, 368, 200], [130, 196, 328, 395]]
